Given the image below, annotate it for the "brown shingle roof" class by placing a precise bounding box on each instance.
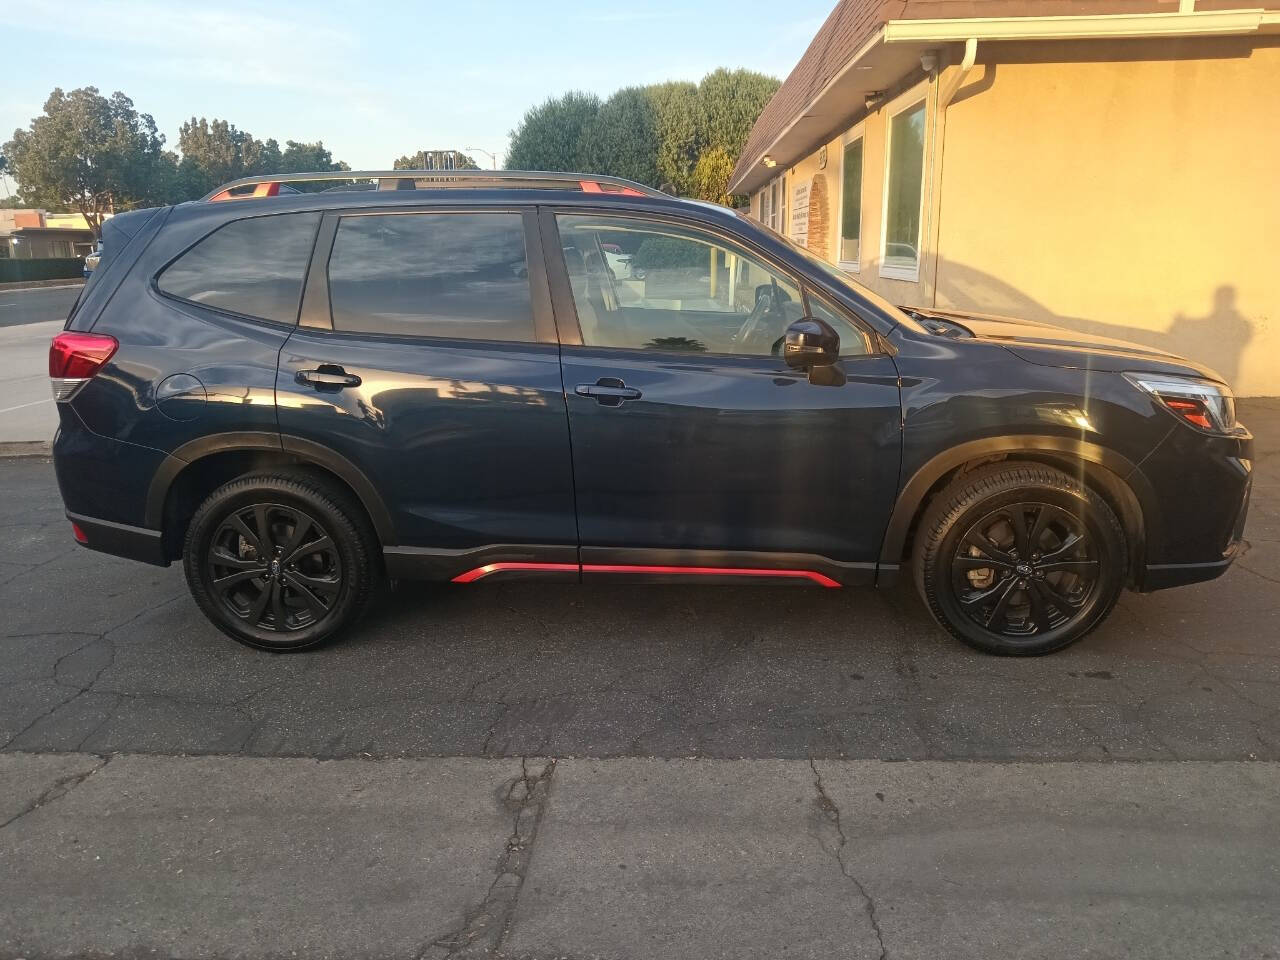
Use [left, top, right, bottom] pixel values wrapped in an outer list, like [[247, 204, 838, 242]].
[[730, 0, 1278, 188]]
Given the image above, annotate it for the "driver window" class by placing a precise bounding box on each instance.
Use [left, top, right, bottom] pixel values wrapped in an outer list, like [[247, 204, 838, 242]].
[[556, 214, 803, 356]]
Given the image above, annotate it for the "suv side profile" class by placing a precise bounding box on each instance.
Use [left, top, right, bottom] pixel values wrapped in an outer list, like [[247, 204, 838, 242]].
[[51, 171, 1252, 656]]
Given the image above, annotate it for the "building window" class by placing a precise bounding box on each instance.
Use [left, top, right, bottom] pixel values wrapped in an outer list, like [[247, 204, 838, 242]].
[[881, 100, 926, 281], [839, 136, 864, 269], [760, 185, 772, 228]]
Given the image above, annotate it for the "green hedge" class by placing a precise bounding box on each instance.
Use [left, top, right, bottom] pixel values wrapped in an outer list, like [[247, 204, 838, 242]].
[[0, 258, 85, 283]]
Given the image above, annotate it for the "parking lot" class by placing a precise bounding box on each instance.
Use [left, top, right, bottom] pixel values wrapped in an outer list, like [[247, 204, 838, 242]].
[[2, 400, 1278, 959]]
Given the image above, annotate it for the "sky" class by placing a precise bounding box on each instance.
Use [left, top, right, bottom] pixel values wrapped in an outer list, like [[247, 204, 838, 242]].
[[1, 0, 832, 187]]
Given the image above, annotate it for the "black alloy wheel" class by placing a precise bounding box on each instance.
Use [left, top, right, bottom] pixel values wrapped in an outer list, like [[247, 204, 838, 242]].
[[184, 474, 378, 652], [951, 502, 1099, 639], [913, 462, 1126, 656], [207, 503, 342, 633]]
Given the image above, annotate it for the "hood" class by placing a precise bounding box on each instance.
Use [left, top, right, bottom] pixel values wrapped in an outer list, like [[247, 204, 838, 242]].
[[901, 306, 1227, 384]]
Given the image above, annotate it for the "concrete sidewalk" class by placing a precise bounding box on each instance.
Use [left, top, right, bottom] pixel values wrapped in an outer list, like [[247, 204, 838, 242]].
[[2, 752, 1277, 960], [0, 319, 60, 442]]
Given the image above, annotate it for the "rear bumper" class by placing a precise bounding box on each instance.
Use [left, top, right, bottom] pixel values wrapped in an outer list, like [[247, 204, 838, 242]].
[[66, 511, 169, 567]]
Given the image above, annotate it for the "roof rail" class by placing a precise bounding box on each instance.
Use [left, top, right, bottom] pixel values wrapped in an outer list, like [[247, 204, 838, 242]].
[[200, 169, 667, 202]]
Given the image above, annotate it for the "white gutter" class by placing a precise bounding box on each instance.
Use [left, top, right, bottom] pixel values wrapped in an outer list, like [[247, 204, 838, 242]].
[[939, 36, 978, 108], [881, 9, 1272, 44]]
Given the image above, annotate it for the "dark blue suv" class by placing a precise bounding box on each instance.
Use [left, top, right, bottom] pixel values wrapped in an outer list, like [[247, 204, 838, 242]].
[[51, 171, 1252, 655]]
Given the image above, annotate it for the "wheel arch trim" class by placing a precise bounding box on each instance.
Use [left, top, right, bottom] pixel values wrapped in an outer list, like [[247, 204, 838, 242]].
[[144, 432, 397, 544], [877, 435, 1160, 572]]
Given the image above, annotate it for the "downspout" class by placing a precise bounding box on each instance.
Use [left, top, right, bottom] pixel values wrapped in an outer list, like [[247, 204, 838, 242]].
[[929, 37, 979, 308]]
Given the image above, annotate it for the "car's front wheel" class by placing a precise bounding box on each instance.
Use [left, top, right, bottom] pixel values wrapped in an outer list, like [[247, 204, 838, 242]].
[[183, 474, 378, 652], [912, 462, 1127, 656]]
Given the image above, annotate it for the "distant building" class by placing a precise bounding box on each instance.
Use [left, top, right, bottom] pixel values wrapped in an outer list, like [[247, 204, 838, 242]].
[[731, 1, 1280, 396], [0, 209, 99, 259]]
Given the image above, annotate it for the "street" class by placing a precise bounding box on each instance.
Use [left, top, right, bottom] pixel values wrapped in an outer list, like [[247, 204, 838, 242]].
[[2, 400, 1279, 958], [0, 282, 80, 328]]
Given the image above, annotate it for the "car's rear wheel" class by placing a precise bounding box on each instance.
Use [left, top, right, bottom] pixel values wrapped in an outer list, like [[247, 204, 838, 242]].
[[912, 462, 1127, 656], [183, 474, 378, 652]]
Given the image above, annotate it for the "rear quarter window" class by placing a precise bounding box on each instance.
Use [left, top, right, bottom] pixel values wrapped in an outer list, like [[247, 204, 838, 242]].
[[157, 212, 321, 324]]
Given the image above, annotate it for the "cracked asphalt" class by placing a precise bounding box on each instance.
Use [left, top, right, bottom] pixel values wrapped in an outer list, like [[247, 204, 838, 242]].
[[2, 398, 1278, 958]]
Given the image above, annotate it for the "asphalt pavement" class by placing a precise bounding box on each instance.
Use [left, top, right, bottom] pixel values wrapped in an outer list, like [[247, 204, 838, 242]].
[[2, 399, 1278, 958], [0, 282, 81, 328]]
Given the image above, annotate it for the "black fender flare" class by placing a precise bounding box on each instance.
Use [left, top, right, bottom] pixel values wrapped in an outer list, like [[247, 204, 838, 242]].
[[144, 431, 397, 544], [877, 435, 1161, 570]]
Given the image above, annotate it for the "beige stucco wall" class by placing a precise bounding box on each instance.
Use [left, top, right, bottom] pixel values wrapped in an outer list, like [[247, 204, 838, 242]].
[[752, 35, 1280, 396]]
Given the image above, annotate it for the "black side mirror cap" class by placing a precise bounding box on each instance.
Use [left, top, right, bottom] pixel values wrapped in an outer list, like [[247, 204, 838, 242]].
[[783, 317, 840, 371]]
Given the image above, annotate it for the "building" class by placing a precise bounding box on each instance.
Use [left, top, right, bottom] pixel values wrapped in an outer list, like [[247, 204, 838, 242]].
[[0, 209, 97, 259], [731, 1, 1280, 395]]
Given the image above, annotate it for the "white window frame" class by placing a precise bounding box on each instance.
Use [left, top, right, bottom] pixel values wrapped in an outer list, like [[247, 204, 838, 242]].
[[879, 92, 928, 283], [837, 124, 866, 273]]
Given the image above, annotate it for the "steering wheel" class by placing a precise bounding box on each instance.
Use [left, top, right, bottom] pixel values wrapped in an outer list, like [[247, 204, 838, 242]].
[[734, 281, 787, 348]]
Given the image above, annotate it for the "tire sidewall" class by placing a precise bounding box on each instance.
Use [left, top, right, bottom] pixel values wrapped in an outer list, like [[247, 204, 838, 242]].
[[919, 471, 1126, 656], [184, 478, 369, 652]]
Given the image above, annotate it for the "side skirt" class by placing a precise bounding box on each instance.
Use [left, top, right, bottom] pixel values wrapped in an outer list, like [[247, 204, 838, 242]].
[[385, 545, 876, 587]]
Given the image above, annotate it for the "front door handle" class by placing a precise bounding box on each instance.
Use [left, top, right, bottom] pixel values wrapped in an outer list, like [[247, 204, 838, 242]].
[[296, 366, 362, 391], [575, 378, 642, 406]]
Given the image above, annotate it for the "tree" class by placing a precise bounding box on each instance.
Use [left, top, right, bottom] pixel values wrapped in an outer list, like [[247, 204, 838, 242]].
[[175, 117, 280, 198], [392, 150, 480, 171], [506, 91, 600, 172], [279, 140, 349, 173], [577, 86, 659, 187], [3, 87, 171, 238], [649, 81, 702, 195], [697, 68, 781, 158], [689, 146, 738, 205]]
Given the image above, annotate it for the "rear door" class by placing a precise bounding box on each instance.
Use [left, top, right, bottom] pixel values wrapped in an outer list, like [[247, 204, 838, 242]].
[[544, 208, 902, 584], [275, 205, 578, 577]]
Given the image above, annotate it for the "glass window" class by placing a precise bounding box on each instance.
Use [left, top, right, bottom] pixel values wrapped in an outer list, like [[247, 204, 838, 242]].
[[557, 213, 812, 357], [883, 101, 926, 279], [759, 187, 771, 228], [327, 213, 533, 341], [840, 137, 863, 266], [158, 212, 320, 324], [805, 290, 874, 357]]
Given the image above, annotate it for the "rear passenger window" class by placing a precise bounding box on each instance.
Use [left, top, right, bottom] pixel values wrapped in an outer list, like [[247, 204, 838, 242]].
[[157, 212, 320, 324], [327, 213, 533, 341]]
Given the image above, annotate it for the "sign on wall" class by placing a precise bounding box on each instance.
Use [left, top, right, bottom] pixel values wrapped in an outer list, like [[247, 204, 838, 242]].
[[791, 181, 810, 248]]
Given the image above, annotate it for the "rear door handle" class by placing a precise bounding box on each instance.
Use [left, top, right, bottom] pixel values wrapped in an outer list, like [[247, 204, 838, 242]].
[[296, 367, 362, 391], [575, 378, 641, 406]]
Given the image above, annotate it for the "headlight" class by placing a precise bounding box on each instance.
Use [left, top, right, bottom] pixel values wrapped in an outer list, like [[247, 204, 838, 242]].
[[1124, 372, 1237, 433]]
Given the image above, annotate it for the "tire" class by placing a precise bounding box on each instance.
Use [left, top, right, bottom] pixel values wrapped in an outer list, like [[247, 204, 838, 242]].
[[912, 462, 1126, 656], [183, 473, 379, 652]]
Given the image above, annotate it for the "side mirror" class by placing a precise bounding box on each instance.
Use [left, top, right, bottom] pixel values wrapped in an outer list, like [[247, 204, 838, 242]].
[[783, 317, 840, 371]]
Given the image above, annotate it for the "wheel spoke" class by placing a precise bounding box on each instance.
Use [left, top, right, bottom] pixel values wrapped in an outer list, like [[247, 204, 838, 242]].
[[247, 581, 272, 626], [212, 569, 265, 594], [1026, 581, 1054, 633], [269, 579, 288, 630], [280, 515, 313, 560], [285, 569, 340, 594], [963, 531, 1015, 566], [228, 514, 263, 555], [1037, 576, 1086, 612], [254, 505, 275, 553], [953, 555, 1013, 572], [1039, 532, 1085, 565], [1027, 505, 1052, 553], [286, 535, 333, 567], [1006, 507, 1031, 556], [210, 547, 261, 571], [286, 575, 330, 617], [984, 579, 1019, 630], [1038, 559, 1098, 575]]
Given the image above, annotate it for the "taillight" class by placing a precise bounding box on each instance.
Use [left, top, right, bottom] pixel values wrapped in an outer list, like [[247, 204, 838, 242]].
[[49, 332, 118, 401]]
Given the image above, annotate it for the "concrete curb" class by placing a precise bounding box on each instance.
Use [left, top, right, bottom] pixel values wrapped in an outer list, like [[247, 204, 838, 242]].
[[0, 279, 84, 291], [0, 440, 51, 458]]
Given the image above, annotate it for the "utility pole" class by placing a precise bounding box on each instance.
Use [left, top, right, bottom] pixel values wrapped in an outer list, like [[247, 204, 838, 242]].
[[465, 147, 498, 170]]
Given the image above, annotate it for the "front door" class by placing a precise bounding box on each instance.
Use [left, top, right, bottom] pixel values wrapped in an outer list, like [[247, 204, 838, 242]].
[[546, 210, 902, 584], [276, 206, 578, 579]]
